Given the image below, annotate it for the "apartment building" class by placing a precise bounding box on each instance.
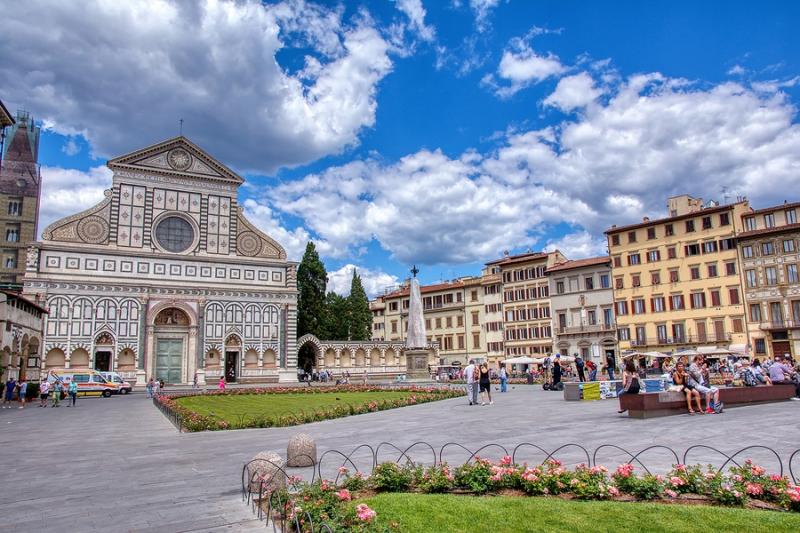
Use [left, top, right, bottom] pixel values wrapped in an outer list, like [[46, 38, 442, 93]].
[[606, 195, 750, 354], [737, 201, 800, 359], [370, 277, 488, 365], [480, 265, 504, 365], [485, 250, 566, 357], [547, 257, 617, 364]]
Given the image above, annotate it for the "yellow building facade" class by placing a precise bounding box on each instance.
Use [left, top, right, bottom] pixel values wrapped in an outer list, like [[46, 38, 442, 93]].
[[606, 195, 751, 354]]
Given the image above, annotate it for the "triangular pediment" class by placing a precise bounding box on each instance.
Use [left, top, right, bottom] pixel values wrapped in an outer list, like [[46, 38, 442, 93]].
[[107, 136, 243, 185]]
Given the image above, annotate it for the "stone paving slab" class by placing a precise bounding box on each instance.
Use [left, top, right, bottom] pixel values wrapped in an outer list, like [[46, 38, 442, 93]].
[[0, 385, 798, 532]]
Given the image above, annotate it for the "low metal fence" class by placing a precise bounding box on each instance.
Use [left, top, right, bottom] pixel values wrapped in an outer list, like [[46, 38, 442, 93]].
[[241, 441, 800, 532]]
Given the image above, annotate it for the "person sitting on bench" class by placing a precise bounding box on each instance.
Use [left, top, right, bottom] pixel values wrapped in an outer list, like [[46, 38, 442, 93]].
[[769, 355, 800, 399], [672, 361, 704, 415]]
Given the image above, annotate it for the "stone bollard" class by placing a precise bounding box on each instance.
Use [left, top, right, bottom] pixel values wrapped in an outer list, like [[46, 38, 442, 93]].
[[247, 451, 286, 493], [286, 433, 317, 467]]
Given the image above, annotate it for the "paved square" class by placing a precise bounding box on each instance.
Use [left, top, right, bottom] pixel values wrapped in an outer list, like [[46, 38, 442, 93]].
[[1, 386, 798, 532]]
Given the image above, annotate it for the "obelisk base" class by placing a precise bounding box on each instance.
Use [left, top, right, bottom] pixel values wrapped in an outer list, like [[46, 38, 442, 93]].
[[404, 349, 431, 380]]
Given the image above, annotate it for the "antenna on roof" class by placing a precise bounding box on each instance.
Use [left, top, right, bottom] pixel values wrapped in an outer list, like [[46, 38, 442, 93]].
[[179, 118, 184, 136]]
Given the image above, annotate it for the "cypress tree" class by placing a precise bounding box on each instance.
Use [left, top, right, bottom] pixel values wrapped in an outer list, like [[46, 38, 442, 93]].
[[323, 291, 350, 340], [347, 268, 372, 341], [296, 241, 328, 338]]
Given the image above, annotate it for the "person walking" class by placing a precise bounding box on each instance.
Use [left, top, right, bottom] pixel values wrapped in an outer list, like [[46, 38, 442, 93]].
[[16, 379, 27, 409], [192, 372, 199, 392], [606, 353, 616, 381], [464, 359, 477, 405], [499, 364, 508, 393], [146, 378, 154, 399], [218, 376, 226, 391], [2, 377, 14, 408], [575, 354, 586, 382], [39, 379, 50, 407], [478, 362, 493, 405], [68, 379, 78, 407], [51, 379, 61, 407]]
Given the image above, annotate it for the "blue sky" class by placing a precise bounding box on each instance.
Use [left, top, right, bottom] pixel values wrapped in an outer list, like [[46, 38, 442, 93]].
[[4, 0, 800, 296]]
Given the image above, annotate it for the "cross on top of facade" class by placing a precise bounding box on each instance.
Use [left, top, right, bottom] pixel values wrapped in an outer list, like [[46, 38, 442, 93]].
[[410, 265, 419, 278]]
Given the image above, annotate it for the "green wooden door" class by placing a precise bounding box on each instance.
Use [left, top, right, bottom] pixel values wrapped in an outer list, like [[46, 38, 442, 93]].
[[156, 339, 183, 384]]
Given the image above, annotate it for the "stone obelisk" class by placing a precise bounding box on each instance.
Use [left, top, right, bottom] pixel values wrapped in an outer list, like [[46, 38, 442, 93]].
[[404, 265, 430, 379]]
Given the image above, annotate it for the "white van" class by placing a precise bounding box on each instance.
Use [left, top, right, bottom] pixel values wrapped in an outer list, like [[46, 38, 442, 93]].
[[46, 370, 118, 398], [100, 372, 133, 394]]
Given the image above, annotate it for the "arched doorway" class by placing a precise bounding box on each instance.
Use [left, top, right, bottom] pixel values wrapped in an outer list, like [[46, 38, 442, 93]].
[[296, 335, 320, 373], [94, 332, 114, 372], [224, 334, 241, 382], [153, 307, 190, 384]]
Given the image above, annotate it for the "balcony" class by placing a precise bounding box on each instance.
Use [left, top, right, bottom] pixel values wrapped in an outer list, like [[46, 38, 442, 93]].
[[627, 333, 732, 347], [759, 320, 800, 331], [557, 323, 616, 335]]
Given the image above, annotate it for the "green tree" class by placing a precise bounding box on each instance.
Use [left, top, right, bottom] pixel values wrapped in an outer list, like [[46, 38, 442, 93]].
[[296, 241, 328, 338], [323, 291, 350, 340], [347, 268, 372, 341]]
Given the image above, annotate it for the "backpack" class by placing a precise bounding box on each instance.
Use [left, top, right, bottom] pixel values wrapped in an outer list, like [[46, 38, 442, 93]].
[[575, 357, 584, 368], [742, 368, 758, 387]]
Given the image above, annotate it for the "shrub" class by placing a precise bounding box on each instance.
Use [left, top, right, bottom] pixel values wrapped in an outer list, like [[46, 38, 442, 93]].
[[419, 464, 455, 493], [372, 463, 414, 492], [570, 465, 613, 500], [454, 458, 494, 494], [667, 464, 706, 494], [705, 469, 747, 506]]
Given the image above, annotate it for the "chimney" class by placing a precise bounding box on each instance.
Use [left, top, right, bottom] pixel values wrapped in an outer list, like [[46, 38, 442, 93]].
[[643, 216, 649, 222]]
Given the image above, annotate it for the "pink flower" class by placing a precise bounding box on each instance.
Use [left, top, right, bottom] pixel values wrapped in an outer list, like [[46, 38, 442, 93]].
[[669, 476, 685, 488], [770, 474, 783, 482], [320, 479, 331, 491], [338, 466, 349, 475], [500, 455, 513, 466], [674, 464, 687, 472], [664, 489, 678, 498], [615, 464, 634, 478], [608, 486, 620, 497], [335, 489, 351, 501], [356, 503, 376, 522], [745, 482, 763, 496], [750, 465, 765, 476], [733, 474, 743, 483]]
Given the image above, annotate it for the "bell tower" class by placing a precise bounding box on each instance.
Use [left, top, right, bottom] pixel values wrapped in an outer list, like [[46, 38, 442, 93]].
[[0, 110, 41, 288]]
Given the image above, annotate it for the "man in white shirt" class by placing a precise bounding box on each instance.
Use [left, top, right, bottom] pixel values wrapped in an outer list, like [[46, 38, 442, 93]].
[[464, 360, 478, 405]]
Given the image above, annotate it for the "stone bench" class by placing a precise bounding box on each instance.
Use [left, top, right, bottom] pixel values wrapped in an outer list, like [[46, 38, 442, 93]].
[[619, 384, 797, 418]]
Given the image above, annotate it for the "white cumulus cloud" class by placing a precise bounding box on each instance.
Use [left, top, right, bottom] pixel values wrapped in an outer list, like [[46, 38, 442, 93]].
[[543, 72, 602, 112], [1, 0, 395, 174], [483, 29, 566, 98], [395, 0, 436, 42], [327, 264, 400, 298], [257, 74, 800, 266], [39, 165, 112, 237], [544, 231, 608, 259]]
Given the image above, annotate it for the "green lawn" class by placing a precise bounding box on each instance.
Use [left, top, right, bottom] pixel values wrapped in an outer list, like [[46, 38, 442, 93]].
[[175, 391, 417, 424], [366, 493, 800, 533]]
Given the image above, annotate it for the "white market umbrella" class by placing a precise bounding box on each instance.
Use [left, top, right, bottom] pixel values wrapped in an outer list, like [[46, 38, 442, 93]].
[[502, 356, 536, 365]]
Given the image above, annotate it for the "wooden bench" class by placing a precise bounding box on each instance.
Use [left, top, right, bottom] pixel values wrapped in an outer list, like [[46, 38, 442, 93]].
[[619, 384, 797, 418]]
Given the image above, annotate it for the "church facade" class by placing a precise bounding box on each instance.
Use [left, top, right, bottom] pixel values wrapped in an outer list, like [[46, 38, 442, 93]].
[[23, 137, 298, 384]]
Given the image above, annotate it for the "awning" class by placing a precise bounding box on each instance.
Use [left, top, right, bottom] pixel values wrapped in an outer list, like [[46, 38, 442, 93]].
[[502, 356, 536, 365], [728, 343, 750, 356]]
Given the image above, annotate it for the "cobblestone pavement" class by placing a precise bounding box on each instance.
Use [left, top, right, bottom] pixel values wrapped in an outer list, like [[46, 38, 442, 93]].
[[1, 385, 798, 532]]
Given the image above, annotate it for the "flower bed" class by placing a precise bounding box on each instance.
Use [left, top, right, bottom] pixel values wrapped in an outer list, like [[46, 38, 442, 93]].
[[154, 385, 463, 432], [263, 457, 800, 532]]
